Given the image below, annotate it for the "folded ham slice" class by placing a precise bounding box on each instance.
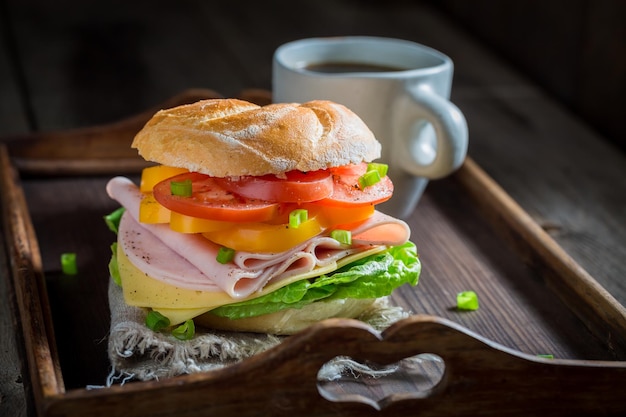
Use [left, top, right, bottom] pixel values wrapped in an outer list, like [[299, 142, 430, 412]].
[[107, 176, 410, 299]]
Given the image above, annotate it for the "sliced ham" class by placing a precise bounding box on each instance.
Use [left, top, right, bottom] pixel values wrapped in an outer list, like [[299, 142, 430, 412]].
[[118, 212, 222, 292], [351, 211, 412, 246], [107, 176, 410, 299]]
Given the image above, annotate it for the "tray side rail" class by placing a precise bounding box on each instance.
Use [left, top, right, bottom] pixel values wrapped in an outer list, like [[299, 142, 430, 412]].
[[456, 159, 626, 357], [41, 316, 626, 417], [0, 144, 65, 416]]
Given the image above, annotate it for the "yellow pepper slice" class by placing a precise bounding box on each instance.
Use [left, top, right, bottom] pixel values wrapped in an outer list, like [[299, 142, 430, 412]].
[[140, 165, 189, 193], [139, 193, 171, 223], [169, 211, 235, 233], [138, 165, 188, 223], [203, 217, 323, 253]]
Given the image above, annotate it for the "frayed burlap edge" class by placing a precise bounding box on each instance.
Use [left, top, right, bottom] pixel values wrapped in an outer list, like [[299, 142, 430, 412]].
[[107, 279, 411, 382]]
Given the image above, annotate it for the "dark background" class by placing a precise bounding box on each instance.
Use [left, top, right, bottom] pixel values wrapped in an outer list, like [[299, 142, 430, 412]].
[[1, 0, 624, 152], [435, 0, 625, 153]]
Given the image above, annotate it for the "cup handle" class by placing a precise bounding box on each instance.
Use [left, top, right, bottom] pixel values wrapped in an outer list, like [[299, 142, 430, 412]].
[[391, 84, 468, 179]]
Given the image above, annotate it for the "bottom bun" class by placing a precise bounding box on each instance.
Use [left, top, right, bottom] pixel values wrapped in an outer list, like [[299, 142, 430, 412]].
[[195, 298, 378, 335]]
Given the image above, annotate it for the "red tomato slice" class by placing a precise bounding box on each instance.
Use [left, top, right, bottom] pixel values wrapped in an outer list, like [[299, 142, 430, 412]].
[[319, 163, 394, 207], [214, 169, 333, 203], [328, 164, 366, 176], [153, 172, 279, 222]]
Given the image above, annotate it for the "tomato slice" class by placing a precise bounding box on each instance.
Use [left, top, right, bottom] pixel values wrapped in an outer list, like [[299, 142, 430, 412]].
[[319, 163, 394, 207], [153, 172, 279, 222], [304, 203, 375, 227], [328, 164, 365, 177], [214, 169, 333, 203]]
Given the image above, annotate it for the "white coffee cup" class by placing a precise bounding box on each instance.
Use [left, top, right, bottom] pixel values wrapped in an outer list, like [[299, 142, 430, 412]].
[[273, 36, 468, 218]]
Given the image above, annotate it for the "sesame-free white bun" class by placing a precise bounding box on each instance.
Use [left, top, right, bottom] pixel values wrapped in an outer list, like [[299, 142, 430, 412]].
[[131, 98, 381, 177], [195, 298, 377, 335]]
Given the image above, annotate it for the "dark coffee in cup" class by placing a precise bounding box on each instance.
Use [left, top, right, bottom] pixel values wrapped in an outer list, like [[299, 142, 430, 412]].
[[305, 62, 407, 74]]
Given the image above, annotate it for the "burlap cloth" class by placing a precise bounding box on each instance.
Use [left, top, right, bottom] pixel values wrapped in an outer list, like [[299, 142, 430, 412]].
[[107, 279, 410, 382]]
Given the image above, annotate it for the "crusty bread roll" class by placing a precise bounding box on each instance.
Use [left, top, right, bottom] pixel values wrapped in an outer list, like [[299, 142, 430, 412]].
[[131, 98, 381, 177], [195, 298, 377, 335]]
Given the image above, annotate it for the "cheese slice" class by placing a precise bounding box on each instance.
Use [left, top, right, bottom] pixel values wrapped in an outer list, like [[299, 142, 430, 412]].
[[118, 245, 237, 310], [117, 243, 386, 325]]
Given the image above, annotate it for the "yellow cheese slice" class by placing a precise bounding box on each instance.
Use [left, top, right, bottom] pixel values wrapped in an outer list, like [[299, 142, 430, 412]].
[[118, 246, 238, 310], [153, 306, 213, 325], [117, 243, 386, 325]]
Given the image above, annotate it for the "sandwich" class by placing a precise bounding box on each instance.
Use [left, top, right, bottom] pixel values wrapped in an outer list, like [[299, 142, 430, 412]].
[[105, 98, 420, 338]]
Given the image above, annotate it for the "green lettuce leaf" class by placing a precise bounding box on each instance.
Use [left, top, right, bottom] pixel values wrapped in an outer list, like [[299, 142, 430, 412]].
[[210, 241, 420, 320]]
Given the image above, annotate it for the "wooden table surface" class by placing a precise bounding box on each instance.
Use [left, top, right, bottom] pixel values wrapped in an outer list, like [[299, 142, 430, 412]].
[[1, 1, 625, 416]]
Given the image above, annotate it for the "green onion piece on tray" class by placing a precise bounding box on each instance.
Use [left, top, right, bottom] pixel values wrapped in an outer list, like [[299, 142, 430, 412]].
[[170, 179, 193, 197], [146, 310, 170, 331], [358, 169, 381, 189], [367, 162, 388, 178], [61, 253, 78, 275], [537, 354, 554, 359], [457, 290, 479, 310], [216, 246, 235, 264], [289, 209, 308, 229], [331, 229, 352, 245], [172, 319, 195, 340], [104, 207, 125, 234]]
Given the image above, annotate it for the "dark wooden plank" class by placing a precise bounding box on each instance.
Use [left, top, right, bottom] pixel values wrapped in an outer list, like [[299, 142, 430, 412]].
[[0, 146, 63, 417], [0, 222, 29, 416], [454, 89, 626, 305], [454, 159, 626, 358], [0, 3, 31, 417]]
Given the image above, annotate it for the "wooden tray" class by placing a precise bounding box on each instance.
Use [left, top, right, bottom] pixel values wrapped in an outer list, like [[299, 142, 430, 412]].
[[2, 89, 625, 417]]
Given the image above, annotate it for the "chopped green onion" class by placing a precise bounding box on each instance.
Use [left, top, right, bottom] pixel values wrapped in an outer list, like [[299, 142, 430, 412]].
[[61, 253, 78, 275], [367, 162, 388, 178], [109, 243, 121, 286], [456, 290, 479, 311], [358, 169, 381, 189], [357, 163, 389, 189], [216, 246, 235, 264], [172, 319, 196, 340], [170, 179, 193, 197], [330, 229, 352, 245], [146, 310, 170, 331], [104, 207, 125, 234], [289, 209, 308, 229], [537, 354, 554, 359]]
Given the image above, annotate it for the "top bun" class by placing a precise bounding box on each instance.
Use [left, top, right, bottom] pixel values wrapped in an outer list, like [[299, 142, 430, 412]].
[[131, 98, 381, 177]]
